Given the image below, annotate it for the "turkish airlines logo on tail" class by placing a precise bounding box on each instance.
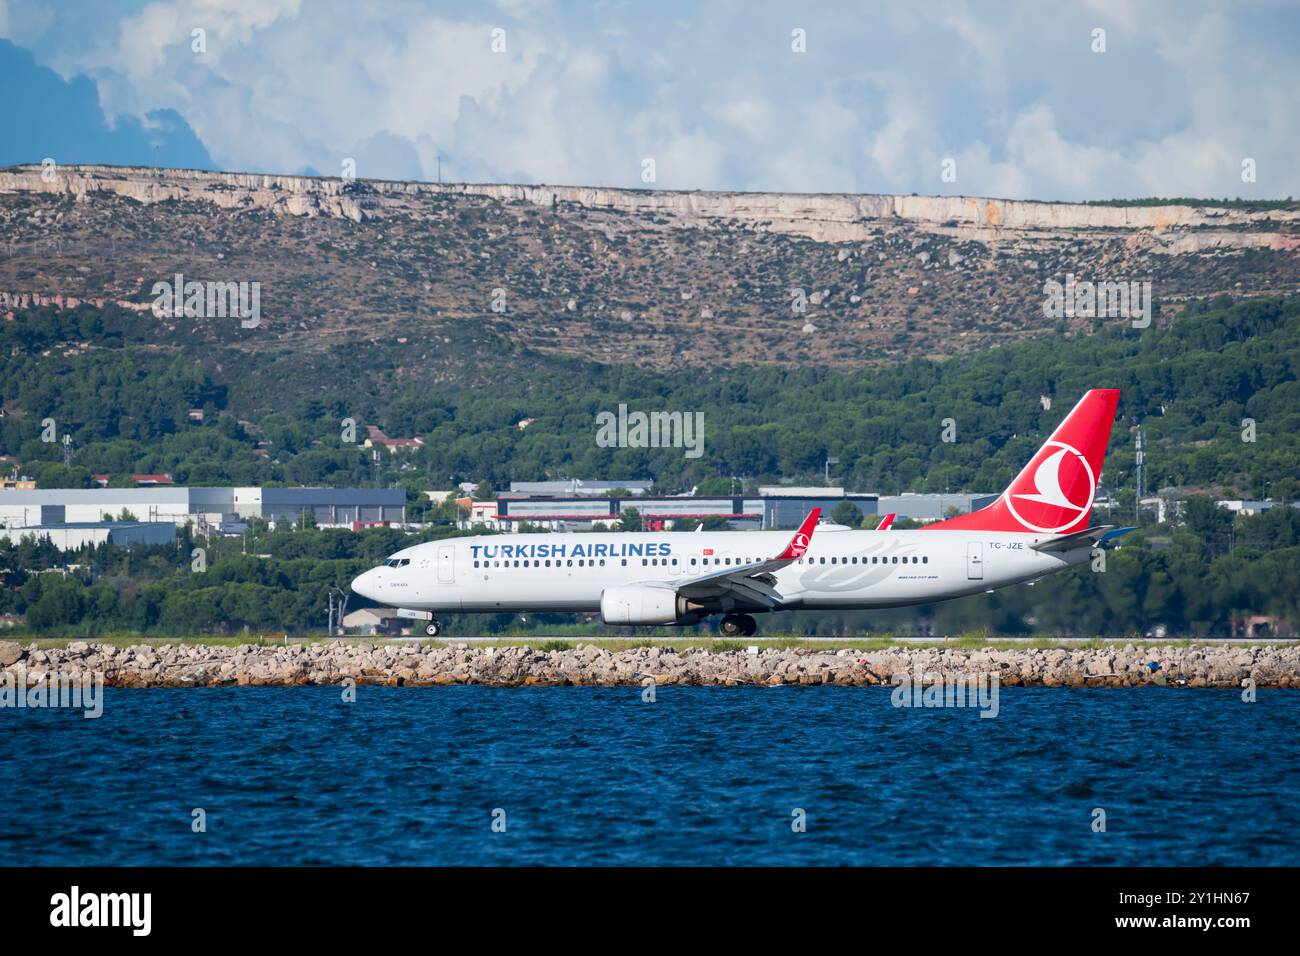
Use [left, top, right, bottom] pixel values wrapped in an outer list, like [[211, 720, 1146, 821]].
[[788, 532, 810, 558], [1004, 440, 1096, 533]]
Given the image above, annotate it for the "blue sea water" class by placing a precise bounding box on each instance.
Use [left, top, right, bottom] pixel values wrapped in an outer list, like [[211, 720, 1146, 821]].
[[2, 686, 1297, 866]]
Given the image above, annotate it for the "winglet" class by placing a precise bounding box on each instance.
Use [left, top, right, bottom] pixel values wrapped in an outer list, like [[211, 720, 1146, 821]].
[[1099, 526, 1136, 546], [876, 512, 896, 531], [775, 508, 820, 560]]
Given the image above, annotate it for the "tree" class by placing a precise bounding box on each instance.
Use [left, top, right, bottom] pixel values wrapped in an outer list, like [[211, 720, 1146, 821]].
[[694, 476, 740, 496], [830, 500, 863, 527], [681, 515, 730, 531], [615, 507, 643, 532], [1183, 496, 1234, 556], [1274, 478, 1299, 505]]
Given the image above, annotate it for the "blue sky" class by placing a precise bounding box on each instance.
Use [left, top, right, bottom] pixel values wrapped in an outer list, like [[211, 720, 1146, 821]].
[[0, 0, 1296, 200]]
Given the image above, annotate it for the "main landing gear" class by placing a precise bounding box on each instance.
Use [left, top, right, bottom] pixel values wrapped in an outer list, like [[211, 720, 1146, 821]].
[[719, 613, 758, 638], [425, 619, 442, 638]]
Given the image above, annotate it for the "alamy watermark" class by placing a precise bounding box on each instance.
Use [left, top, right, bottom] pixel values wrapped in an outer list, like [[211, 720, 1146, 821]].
[[152, 272, 261, 328], [891, 665, 1000, 718], [1043, 273, 1151, 328], [596, 403, 704, 459], [1, 669, 104, 718], [50, 886, 150, 936]]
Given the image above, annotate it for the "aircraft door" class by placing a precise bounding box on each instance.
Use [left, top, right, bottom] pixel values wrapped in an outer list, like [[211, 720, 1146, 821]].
[[966, 541, 984, 580], [437, 544, 455, 583]]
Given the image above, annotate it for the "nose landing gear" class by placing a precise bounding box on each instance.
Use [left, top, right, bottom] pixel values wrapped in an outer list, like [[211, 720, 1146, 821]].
[[424, 619, 442, 638], [719, 613, 758, 638]]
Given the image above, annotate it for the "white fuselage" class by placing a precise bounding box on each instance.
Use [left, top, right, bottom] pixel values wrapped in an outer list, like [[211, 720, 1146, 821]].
[[351, 527, 1089, 616]]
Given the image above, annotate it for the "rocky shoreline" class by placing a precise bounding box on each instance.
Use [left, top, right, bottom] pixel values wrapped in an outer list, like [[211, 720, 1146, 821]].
[[2, 640, 1297, 689]]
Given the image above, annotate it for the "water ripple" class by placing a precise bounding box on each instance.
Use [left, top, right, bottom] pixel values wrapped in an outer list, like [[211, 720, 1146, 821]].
[[2, 686, 1297, 865]]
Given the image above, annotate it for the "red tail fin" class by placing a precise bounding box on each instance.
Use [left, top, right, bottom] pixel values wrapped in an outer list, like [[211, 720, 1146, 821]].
[[925, 389, 1119, 535]]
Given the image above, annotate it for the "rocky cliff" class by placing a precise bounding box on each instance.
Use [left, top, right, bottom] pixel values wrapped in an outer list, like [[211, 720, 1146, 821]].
[[2, 163, 1295, 251], [0, 163, 1295, 369]]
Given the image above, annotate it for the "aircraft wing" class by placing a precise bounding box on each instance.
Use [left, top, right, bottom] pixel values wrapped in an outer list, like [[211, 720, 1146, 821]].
[[1029, 524, 1135, 553], [664, 508, 820, 608]]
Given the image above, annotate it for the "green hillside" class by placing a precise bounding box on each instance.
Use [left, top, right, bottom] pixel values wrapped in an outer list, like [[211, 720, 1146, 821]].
[[2, 295, 1296, 502]]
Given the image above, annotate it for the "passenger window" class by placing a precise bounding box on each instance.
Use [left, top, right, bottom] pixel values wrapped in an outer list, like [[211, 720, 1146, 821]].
[[923, 556, 928, 564], [599, 559, 606, 566], [671, 558, 678, 566], [831, 557, 837, 565], [690, 558, 697, 565], [621, 559, 627, 566], [545, 560, 551, 567], [473, 561, 480, 568]]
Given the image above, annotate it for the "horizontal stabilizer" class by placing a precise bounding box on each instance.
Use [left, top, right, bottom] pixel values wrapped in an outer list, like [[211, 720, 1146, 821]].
[[1029, 525, 1134, 553]]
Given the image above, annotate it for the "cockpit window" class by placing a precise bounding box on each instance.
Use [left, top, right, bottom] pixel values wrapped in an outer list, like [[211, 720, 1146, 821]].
[[385, 558, 410, 567]]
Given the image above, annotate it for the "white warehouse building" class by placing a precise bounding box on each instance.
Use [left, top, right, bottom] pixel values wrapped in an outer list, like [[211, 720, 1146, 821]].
[[0, 486, 406, 531], [0, 521, 177, 550]]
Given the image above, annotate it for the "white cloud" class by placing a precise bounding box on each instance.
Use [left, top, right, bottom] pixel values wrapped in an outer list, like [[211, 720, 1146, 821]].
[[3, 0, 1297, 199]]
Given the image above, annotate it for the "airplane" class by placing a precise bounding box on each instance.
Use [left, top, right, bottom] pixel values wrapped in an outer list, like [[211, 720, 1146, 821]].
[[351, 389, 1131, 637]]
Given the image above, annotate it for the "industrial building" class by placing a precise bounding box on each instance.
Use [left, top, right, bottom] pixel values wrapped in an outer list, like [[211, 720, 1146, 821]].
[[0, 486, 406, 533], [485, 487, 994, 531], [0, 521, 177, 550], [508, 480, 654, 497], [876, 492, 999, 522]]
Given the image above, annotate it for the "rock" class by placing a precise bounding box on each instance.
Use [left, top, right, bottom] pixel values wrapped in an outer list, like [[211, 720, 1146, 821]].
[[2, 639, 1293, 689]]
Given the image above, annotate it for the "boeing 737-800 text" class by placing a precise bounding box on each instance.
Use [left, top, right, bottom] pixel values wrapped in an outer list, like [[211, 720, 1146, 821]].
[[351, 389, 1128, 637]]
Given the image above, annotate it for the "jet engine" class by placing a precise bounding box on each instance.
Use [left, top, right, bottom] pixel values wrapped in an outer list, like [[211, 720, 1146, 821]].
[[600, 585, 700, 625]]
